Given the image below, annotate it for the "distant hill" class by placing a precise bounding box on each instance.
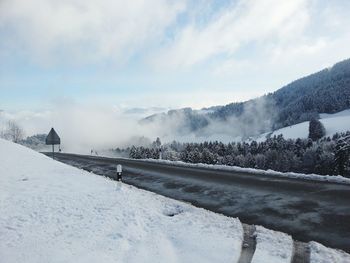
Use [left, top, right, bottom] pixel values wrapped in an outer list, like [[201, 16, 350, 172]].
[[142, 58, 350, 138]]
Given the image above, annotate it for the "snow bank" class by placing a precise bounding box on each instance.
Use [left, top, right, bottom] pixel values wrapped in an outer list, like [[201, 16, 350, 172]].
[[251, 226, 293, 263], [0, 139, 243, 263], [138, 158, 350, 185], [309, 241, 350, 263]]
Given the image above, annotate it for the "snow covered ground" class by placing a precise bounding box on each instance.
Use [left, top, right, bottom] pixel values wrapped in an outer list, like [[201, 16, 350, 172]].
[[252, 226, 293, 263], [256, 109, 350, 141], [1, 138, 350, 263], [310, 241, 350, 263], [0, 138, 242, 263]]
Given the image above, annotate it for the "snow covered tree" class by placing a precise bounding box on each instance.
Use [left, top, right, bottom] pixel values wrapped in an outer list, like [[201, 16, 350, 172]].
[[202, 148, 216, 164], [129, 146, 142, 159], [244, 153, 255, 168], [152, 137, 162, 148], [4, 121, 24, 143], [334, 135, 350, 177], [188, 148, 201, 163], [126, 130, 350, 176], [254, 154, 266, 169], [234, 155, 245, 167], [308, 118, 325, 141]]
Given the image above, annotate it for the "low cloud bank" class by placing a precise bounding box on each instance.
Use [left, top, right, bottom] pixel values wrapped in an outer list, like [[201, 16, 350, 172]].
[[0, 98, 276, 153]]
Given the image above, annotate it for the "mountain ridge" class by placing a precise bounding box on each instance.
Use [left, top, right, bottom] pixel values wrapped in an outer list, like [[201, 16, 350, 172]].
[[142, 58, 350, 138]]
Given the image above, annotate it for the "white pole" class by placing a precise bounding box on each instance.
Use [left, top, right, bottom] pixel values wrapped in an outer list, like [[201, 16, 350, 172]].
[[117, 164, 122, 181]]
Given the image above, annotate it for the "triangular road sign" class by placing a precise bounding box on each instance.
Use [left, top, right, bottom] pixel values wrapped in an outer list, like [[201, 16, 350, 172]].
[[46, 128, 61, 145]]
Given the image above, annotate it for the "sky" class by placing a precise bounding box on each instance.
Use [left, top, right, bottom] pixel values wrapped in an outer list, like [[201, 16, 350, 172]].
[[0, 0, 350, 148], [1, 0, 350, 112]]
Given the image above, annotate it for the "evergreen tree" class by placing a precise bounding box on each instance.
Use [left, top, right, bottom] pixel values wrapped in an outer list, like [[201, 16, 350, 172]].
[[152, 137, 162, 148], [308, 118, 325, 141]]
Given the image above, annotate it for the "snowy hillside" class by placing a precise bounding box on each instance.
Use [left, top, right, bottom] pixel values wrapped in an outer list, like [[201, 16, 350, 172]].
[[1, 138, 350, 263], [0, 139, 242, 263], [256, 109, 350, 141]]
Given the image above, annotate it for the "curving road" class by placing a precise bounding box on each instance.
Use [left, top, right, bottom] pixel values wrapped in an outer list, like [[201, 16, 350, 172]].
[[43, 152, 350, 252]]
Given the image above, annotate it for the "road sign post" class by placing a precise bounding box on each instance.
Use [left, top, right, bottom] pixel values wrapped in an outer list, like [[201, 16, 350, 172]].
[[45, 128, 61, 159]]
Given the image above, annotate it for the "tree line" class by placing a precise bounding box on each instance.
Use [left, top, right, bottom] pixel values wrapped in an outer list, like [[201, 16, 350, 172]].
[[117, 131, 350, 177]]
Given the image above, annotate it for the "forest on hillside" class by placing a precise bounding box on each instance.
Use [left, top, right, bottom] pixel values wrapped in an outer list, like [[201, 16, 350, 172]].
[[209, 59, 350, 129]]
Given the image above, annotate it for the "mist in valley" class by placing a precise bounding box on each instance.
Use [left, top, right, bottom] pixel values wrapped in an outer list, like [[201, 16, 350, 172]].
[[0, 96, 276, 153]]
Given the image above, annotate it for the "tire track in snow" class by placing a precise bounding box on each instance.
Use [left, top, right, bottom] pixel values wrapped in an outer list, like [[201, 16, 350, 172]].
[[238, 224, 256, 263], [292, 241, 310, 263]]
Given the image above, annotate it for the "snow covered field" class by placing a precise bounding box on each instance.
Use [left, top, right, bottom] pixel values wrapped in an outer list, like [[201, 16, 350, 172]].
[[1, 138, 349, 263], [257, 109, 350, 141]]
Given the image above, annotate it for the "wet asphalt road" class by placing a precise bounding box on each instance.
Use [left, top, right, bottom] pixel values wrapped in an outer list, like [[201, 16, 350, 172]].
[[44, 152, 350, 252]]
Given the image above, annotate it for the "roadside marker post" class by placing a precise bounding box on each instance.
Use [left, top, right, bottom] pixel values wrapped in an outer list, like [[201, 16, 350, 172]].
[[45, 128, 61, 159], [117, 164, 122, 181]]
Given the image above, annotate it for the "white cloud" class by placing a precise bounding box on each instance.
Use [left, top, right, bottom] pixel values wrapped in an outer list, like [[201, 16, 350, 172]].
[[1, 0, 349, 74], [0, 0, 185, 65], [151, 0, 310, 69], [213, 0, 350, 89], [149, 0, 350, 96]]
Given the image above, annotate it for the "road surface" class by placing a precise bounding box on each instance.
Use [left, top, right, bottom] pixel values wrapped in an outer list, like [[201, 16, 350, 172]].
[[44, 152, 350, 252]]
